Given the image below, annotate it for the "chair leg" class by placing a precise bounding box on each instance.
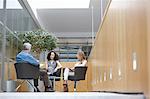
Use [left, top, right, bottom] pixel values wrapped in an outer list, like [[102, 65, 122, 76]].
[[27, 80, 37, 92], [74, 81, 77, 92], [53, 77, 56, 91], [15, 80, 26, 91]]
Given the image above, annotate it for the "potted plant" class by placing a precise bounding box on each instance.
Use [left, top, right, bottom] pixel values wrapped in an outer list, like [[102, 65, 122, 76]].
[[17, 29, 58, 54]]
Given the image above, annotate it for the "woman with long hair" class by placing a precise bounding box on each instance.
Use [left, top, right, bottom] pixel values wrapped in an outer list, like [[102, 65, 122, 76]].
[[63, 50, 87, 92], [46, 51, 62, 90]]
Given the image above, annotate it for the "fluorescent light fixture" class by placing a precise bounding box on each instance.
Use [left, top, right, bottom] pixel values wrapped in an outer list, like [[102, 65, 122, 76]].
[[133, 59, 137, 71], [118, 62, 122, 77], [118, 68, 121, 76], [109, 67, 112, 80], [100, 74, 102, 83], [27, 0, 90, 9], [132, 52, 138, 71], [104, 72, 106, 81]]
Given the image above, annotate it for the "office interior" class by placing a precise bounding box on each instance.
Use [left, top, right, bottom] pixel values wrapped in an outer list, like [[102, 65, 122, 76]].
[[1, 0, 150, 99]]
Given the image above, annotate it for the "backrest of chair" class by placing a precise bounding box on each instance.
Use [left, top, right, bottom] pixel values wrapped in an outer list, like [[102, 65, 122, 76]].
[[14, 63, 39, 79], [74, 67, 87, 81]]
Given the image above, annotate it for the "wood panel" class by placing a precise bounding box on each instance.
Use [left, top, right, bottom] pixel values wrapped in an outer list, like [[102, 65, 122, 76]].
[[147, 0, 150, 98], [88, 0, 149, 97]]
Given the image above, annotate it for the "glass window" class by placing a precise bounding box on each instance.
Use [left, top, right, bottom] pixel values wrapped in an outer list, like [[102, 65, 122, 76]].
[[0, 0, 39, 88], [0, 0, 3, 9], [6, 0, 22, 9]]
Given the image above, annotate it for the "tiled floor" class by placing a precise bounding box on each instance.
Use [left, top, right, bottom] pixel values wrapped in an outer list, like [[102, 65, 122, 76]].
[[0, 92, 145, 99]]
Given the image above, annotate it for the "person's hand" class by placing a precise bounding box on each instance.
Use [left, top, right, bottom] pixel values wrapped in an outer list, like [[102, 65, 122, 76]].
[[54, 68, 58, 72], [70, 67, 74, 70]]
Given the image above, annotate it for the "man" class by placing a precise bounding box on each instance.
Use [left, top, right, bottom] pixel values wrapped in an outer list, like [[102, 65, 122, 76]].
[[16, 43, 51, 92]]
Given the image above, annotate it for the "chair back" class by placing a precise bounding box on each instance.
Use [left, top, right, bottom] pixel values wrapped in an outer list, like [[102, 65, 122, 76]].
[[14, 63, 39, 79], [69, 66, 87, 81], [74, 66, 87, 80]]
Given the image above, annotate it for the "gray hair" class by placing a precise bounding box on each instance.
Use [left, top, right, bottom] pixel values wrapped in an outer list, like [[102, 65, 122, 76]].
[[23, 43, 32, 50]]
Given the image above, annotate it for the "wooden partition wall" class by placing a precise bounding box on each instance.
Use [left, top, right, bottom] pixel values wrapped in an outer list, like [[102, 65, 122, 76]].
[[147, 0, 150, 98], [87, 0, 150, 98]]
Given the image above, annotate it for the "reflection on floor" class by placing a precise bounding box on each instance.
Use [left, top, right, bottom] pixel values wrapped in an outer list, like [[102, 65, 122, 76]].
[[0, 92, 145, 99]]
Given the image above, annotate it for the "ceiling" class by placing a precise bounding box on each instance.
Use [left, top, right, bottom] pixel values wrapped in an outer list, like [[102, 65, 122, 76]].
[[34, 0, 101, 43], [37, 8, 99, 33]]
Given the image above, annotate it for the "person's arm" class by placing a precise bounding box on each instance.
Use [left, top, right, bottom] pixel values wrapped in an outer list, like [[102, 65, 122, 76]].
[[75, 60, 87, 67], [26, 54, 39, 66], [45, 60, 48, 70], [69, 62, 79, 70], [80, 60, 87, 66], [54, 61, 62, 72], [70, 60, 87, 71]]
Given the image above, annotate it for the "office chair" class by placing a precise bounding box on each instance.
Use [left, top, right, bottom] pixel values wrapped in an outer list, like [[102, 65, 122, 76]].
[[68, 66, 87, 92], [48, 68, 63, 91], [14, 63, 39, 92]]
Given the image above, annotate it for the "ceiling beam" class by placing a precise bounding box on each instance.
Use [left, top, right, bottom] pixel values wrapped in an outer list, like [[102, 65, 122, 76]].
[[18, 0, 41, 28]]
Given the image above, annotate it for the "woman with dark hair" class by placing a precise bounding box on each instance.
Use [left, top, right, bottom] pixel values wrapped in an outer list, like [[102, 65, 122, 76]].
[[46, 51, 62, 90]]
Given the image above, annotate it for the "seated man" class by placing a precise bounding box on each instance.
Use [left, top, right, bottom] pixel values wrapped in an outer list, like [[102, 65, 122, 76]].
[[16, 43, 51, 92]]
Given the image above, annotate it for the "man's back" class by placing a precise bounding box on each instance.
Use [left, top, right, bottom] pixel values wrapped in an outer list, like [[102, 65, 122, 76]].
[[16, 51, 39, 66]]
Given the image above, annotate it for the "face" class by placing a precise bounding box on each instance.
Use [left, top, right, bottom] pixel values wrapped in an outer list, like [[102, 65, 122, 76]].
[[50, 52, 55, 60], [76, 53, 82, 61]]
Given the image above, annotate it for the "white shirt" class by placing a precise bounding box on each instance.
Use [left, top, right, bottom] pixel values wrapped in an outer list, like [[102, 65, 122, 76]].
[[74, 60, 87, 67]]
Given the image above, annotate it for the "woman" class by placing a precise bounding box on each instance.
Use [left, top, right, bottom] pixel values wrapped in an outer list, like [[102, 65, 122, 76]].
[[46, 51, 62, 90], [63, 50, 87, 92]]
